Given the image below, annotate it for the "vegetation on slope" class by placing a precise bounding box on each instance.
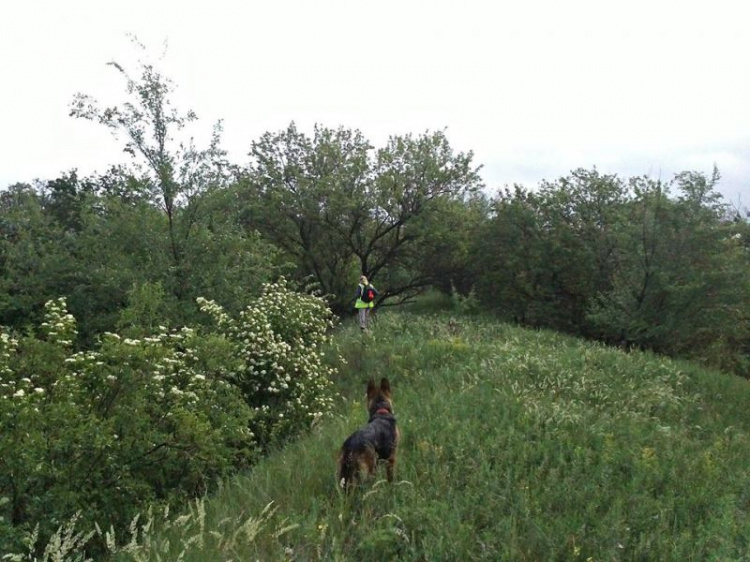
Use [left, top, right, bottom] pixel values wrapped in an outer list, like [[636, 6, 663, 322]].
[[105, 310, 750, 561]]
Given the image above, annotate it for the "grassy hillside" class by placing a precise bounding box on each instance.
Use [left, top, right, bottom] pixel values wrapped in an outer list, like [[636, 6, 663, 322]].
[[110, 311, 750, 561]]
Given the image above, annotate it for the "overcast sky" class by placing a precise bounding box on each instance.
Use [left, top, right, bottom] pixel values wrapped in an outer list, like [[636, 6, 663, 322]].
[[1, 0, 748, 206]]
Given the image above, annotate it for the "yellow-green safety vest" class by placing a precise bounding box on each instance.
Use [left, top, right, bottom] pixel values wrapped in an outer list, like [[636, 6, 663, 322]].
[[355, 284, 375, 309]]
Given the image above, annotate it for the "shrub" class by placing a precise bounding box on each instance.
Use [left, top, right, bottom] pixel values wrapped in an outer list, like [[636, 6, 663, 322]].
[[449, 282, 481, 316], [198, 278, 337, 447], [0, 298, 255, 556], [1, 282, 339, 557]]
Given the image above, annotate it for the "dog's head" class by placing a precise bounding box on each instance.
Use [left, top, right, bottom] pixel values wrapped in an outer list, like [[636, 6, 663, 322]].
[[366, 377, 394, 417]]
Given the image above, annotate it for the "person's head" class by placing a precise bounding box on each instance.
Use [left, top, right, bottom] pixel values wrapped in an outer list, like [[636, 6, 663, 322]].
[[360, 275, 368, 285]]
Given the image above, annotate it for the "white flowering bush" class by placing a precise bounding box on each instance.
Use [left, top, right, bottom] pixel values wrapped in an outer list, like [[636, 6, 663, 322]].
[[198, 278, 337, 447], [0, 298, 255, 557], [0, 282, 338, 557]]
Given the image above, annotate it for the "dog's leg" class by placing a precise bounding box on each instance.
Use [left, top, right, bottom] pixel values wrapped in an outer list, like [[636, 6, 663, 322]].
[[361, 449, 377, 480], [386, 453, 397, 482], [339, 450, 359, 491], [387, 427, 400, 482]]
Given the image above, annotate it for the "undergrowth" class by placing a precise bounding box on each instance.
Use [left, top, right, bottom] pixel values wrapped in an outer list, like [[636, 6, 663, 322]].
[[13, 310, 750, 561]]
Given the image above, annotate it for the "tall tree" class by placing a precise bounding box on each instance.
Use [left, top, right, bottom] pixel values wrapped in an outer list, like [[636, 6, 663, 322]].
[[475, 169, 628, 331], [472, 184, 545, 324], [363, 131, 483, 303], [586, 169, 750, 373], [42, 170, 98, 233], [69, 38, 231, 298], [239, 124, 482, 312], [0, 183, 69, 328], [412, 192, 491, 296], [240, 124, 371, 310]]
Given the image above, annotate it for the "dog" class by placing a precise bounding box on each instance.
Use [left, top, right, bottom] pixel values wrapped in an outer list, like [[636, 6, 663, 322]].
[[338, 377, 400, 491]]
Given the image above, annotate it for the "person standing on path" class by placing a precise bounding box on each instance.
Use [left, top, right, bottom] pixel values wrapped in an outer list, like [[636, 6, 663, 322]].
[[355, 275, 378, 331]]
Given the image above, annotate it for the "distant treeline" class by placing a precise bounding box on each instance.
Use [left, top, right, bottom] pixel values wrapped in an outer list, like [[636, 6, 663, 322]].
[[2, 160, 748, 375]]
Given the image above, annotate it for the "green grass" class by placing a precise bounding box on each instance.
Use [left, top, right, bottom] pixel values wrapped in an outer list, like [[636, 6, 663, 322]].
[[111, 311, 750, 561]]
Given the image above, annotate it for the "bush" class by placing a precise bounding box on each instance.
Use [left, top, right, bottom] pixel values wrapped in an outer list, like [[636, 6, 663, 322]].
[[0, 298, 255, 556], [1, 282, 339, 557], [449, 282, 481, 316], [198, 278, 337, 447]]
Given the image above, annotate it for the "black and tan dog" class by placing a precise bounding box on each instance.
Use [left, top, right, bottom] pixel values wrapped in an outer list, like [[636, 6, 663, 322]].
[[338, 377, 400, 491]]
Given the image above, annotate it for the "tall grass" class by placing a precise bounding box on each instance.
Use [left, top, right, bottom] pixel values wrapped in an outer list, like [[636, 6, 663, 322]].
[[106, 310, 750, 561]]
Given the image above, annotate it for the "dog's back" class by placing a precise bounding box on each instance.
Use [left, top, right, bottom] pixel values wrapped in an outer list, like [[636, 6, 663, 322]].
[[338, 378, 400, 490]]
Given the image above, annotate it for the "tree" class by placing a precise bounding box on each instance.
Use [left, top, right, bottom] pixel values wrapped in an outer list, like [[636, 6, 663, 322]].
[[67, 39, 279, 324], [69, 38, 231, 298], [588, 170, 750, 374], [361, 131, 483, 304], [531, 169, 629, 333], [474, 169, 628, 331], [0, 173, 174, 341], [412, 192, 490, 296], [472, 184, 545, 323], [42, 170, 98, 232], [239, 124, 371, 311], [240, 124, 482, 312], [0, 183, 78, 330]]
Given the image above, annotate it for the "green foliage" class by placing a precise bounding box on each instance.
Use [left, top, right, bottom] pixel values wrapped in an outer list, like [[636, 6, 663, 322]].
[[449, 282, 481, 316], [69, 38, 230, 220], [240, 124, 483, 312], [0, 170, 280, 342], [587, 172, 750, 373], [176, 188, 282, 318], [474, 169, 627, 332], [471, 184, 542, 323], [43, 170, 98, 233], [475, 168, 750, 375], [0, 299, 255, 556], [197, 278, 338, 448], [67, 38, 278, 326], [69, 192, 173, 340], [240, 124, 370, 312], [1, 283, 339, 557], [366, 130, 482, 302], [81, 311, 750, 561], [411, 194, 490, 297], [116, 281, 170, 336], [0, 176, 161, 340], [0, 184, 79, 331]]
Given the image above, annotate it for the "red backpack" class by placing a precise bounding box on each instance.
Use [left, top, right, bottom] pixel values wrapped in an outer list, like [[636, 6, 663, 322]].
[[361, 285, 375, 303]]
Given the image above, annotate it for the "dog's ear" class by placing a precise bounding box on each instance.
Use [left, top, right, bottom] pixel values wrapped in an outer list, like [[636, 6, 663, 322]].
[[380, 377, 391, 396], [366, 378, 377, 398]]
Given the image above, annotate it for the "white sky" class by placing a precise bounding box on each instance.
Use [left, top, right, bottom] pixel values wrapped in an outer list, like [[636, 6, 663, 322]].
[[1, 0, 748, 205]]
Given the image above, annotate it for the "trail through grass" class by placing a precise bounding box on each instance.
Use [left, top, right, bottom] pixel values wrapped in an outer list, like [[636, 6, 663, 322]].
[[111, 311, 750, 561]]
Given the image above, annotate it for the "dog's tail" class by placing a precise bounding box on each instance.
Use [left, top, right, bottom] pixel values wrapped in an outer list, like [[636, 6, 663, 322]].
[[338, 449, 357, 491]]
